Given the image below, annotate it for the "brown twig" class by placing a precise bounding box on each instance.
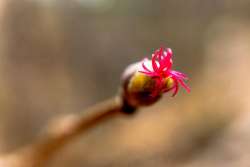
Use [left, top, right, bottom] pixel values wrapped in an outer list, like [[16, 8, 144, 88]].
[[0, 96, 130, 167]]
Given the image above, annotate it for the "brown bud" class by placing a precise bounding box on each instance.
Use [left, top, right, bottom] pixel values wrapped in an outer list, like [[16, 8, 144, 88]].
[[121, 62, 161, 111]]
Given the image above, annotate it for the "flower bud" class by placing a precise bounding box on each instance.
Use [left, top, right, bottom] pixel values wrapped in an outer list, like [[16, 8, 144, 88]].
[[121, 62, 168, 111], [120, 47, 190, 113]]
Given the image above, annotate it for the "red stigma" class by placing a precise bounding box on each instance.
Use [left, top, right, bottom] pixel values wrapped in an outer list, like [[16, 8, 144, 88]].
[[139, 47, 190, 96]]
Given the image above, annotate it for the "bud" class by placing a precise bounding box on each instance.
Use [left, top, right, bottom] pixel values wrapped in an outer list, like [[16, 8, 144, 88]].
[[121, 62, 173, 111], [121, 47, 190, 113]]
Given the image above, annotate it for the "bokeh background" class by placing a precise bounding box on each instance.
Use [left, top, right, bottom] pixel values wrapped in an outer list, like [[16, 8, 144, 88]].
[[0, 0, 250, 166]]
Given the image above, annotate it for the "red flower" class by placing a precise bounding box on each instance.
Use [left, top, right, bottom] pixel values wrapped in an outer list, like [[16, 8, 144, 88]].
[[139, 47, 190, 96]]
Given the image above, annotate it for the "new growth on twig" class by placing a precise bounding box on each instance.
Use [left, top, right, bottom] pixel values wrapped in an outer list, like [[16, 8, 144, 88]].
[[0, 47, 189, 167]]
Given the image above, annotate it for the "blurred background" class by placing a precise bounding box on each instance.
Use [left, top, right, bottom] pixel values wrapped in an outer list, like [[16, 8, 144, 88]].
[[0, 0, 250, 166]]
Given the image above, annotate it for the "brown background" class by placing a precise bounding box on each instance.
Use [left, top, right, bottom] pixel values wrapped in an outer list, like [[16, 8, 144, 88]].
[[0, 0, 250, 166]]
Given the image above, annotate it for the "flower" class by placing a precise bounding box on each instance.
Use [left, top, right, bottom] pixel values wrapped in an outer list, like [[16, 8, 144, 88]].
[[139, 47, 190, 96], [121, 47, 190, 109]]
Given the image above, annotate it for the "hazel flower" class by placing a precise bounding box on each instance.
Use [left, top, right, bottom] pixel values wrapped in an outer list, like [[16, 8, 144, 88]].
[[121, 47, 190, 110], [139, 47, 190, 96]]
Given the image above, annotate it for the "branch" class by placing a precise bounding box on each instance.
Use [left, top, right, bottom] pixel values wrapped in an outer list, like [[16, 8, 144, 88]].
[[0, 50, 185, 167], [0, 96, 129, 167]]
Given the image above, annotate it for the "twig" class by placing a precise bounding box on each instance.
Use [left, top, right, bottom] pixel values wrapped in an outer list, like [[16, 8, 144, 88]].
[[0, 96, 131, 167]]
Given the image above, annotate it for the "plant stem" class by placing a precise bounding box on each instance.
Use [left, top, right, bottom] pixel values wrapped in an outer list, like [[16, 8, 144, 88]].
[[0, 96, 132, 167]]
